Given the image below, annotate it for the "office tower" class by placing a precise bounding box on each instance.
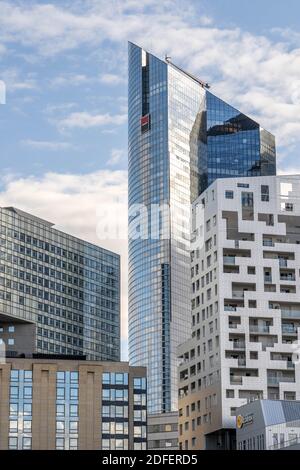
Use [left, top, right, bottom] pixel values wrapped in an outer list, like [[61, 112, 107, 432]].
[[178, 175, 300, 450], [128, 42, 276, 418], [0, 207, 120, 361], [0, 357, 147, 450]]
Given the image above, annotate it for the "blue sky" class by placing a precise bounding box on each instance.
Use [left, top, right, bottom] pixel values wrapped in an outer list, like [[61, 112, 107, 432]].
[[0, 0, 299, 358]]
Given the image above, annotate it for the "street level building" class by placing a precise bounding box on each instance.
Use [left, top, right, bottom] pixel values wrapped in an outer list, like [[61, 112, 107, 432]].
[[236, 399, 300, 450], [0, 357, 147, 450], [147, 412, 178, 450]]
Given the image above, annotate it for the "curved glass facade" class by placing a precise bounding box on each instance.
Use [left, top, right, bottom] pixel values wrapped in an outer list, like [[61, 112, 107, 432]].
[[128, 43, 276, 415]]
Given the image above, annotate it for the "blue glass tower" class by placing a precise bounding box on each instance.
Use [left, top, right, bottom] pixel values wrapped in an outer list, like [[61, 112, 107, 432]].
[[128, 43, 276, 414]]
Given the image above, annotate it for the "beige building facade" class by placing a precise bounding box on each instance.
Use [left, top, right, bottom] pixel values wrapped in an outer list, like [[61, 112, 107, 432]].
[[0, 357, 147, 450]]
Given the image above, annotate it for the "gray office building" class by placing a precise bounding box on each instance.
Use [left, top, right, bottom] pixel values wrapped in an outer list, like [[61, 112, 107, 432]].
[[128, 42, 276, 416], [0, 207, 120, 361]]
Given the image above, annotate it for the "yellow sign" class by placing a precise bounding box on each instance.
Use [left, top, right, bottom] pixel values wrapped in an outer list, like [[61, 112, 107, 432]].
[[237, 415, 244, 429], [237, 413, 253, 429]]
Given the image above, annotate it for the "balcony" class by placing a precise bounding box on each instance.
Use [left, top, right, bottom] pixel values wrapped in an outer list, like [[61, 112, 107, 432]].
[[287, 361, 295, 369], [230, 375, 243, 385], [282, 325, 298, 335], [249, 325, 270, 334], [267, 376, 295, 385], [280, 275, 296, 282], [223, 256, 236, 265], [279, 259, 288, 267], [281, 310, 300, 319], [225, 305, 237, 312], [232, 291, 245, 299], [232, 341, 246, 350], [263, 239, 274, 247]]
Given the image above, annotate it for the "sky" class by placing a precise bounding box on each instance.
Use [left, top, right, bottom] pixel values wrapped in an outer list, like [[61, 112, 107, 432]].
[[0, 0, 300, 359]]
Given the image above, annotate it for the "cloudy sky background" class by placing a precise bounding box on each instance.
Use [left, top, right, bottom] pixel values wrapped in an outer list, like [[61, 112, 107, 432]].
[[0, 0, 300, 358]]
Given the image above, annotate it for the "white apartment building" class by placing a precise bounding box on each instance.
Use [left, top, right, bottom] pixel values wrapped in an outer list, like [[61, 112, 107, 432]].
[[178, 175, 300, 450]]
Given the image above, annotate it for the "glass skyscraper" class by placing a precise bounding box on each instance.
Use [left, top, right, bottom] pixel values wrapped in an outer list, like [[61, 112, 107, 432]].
[[128, 42, 276, 414], [0, 206, 120, 361]]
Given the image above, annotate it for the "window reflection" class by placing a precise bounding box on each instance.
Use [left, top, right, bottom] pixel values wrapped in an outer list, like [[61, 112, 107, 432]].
[[55, 371, 79, 450], [8, 369, 32, 450]]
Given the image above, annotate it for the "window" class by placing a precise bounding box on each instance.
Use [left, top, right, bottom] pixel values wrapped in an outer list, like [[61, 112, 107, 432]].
[[69, 421, 78, 433], [134, 377, 146, 389], [225, 191, 234, 199], [285, 203, 294, 212], [23, 420, 32, 432], [10, 403, 18, 416], [24, 387, 32, 399], [242, 192, 253, 208], [10, 370, 19, 382], [57, 388, 65, 399], [9, 420, 18, 433], [70, 388, 78, 400], [56, 404, 65, 417], [56, 438, 64, 449], [261, 185, 269, 202], [8, 326, 15, 333], [8, 437, 18, 449], [102, 372, 110, 384]]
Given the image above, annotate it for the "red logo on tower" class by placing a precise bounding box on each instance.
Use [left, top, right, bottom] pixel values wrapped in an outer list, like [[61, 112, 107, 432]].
[[141, 114, 150, 133]]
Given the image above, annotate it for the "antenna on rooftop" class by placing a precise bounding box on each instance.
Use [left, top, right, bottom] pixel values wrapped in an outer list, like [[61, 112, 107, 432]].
[[165, 54, 210, 89]]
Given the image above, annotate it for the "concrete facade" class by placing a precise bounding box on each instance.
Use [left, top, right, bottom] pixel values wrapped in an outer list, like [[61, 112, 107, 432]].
[[148, 411, 179, 449], [178, 175, 300, 449]]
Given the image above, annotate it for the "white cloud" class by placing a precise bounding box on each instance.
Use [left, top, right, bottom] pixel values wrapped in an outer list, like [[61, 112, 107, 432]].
[[107, 148, 127, 166], [21, 139, 74, 151], [50, 72, 125, 89], [278, 168, 300, 176], [0, 0, 300, 158], [50, 73, 90, 88], [198, 15, 213, 26], [100, 73, 125, 85], [0, 169, 129, 357], [58, 111, 127, 129], [0, 43, 6, 55], [0, 68, 37, 92]]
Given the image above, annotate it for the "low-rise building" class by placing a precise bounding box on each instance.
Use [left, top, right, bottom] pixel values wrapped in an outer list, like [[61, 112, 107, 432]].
[[236, 399, 300, 450], [147, 411, 179, 449], [0, 357, 147, 450]]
